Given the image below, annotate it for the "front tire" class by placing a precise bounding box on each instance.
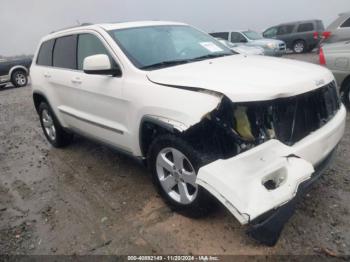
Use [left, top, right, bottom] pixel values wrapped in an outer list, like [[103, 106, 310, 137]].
[[293, 40, 306, 54], [38, 102, 73, 148], [148, 134, 216, 218], [11, 70, 28, 87]]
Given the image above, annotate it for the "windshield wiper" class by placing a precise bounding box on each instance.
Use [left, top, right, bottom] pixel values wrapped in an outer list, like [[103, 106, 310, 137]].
[[189, 53, 233, 61], [140, 59, 191, 70], [140, 53, 233, 70]]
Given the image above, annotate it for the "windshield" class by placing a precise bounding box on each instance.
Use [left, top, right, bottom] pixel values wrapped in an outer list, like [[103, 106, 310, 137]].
[[242, 31, 263, 40], [109, 25, 233, 69]]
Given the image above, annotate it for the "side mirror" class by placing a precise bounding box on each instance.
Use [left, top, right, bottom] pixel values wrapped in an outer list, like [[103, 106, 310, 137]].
[[83, 54, 121, 76]]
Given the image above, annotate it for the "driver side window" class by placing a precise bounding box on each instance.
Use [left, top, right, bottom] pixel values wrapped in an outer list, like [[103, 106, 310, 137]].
[[264, 27, 277, 38], [231, 32, 247, 43]]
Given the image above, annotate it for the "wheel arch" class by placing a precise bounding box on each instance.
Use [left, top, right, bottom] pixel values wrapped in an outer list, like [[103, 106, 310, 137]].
[[139, 116, 183, 158], [9, 65, 28, 78], [33, 91, 51, 113]]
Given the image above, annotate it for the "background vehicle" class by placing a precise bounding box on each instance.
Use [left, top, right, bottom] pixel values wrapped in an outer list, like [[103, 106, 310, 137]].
[[263, 20, 325, 53], [0, 57, 32, 87], [216, 38, 265, 55], [320, 40, 350, 109], [321, 12, 350, 44], [210, 30, 286, 56]]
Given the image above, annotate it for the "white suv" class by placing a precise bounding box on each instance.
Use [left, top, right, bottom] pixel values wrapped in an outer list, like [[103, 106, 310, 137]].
[[31, 21, 346, 246]]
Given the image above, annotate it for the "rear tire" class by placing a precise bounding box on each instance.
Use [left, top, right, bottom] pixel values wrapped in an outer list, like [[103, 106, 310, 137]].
[[38, 102, 73, 148], [11, 70, 28, 87], [293, 40, 306, 54], [341, 81, 350, 111], [148, 134, 217, 218]]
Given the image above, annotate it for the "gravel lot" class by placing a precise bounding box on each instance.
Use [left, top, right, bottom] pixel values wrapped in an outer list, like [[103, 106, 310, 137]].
[[0, 53, 349, 256]]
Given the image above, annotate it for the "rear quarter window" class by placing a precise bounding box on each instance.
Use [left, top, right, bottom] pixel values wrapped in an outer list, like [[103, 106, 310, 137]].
[[36, 40, 55, 66], [297, 23, 314, 32], [53, 35, 78, 69], [341, 17, 350, 28]]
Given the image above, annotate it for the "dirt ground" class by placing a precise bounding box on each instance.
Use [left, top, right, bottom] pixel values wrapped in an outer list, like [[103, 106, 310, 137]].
[[0, 53, 349, 256]]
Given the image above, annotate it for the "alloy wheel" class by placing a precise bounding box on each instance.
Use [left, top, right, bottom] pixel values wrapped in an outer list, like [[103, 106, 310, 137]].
[[42, 109, 56, 141], [156, 147, 198, 204], [294, 42, 304, 53], [15, 73, 26, 86]]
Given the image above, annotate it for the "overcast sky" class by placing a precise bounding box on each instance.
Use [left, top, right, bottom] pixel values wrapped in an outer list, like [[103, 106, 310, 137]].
[[1, 0, 349, 56]]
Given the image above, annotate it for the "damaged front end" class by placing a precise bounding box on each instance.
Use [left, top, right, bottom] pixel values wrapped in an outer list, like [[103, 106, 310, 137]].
[[181, 81, 342, 246]]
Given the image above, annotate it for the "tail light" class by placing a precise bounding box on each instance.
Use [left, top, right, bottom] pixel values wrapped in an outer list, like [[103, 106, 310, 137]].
[[313, 32, 319, 40], [319, 47, 326, 65], [322, 31, 331, 39]]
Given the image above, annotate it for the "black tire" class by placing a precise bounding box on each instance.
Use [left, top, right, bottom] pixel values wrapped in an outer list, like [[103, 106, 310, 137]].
[[293, 40, 306, 54], [148, 134, 217, 218], [341, 81, 350, 111], [11, 70, 28, 87], [38, 102, 73, 148]]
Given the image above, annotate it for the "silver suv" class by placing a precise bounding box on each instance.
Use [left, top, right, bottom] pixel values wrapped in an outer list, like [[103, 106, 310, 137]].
[[210, 30, 286, 56], [322, 12, 350, 44]]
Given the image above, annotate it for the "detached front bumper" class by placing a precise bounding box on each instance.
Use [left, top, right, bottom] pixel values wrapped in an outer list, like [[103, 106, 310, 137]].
[[196, 105, 346, 245], [246, 149, 336, 246]]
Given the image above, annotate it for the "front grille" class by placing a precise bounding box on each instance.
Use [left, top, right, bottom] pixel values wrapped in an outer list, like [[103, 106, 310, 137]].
[[243, 81, 340, 146], [272, 81, 340, 145], [279, 43, 286, 50]]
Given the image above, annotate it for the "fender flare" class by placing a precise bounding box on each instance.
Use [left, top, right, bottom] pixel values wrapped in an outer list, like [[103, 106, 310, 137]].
[[9, 65, 29, 78], [138, 115, 188, 156]]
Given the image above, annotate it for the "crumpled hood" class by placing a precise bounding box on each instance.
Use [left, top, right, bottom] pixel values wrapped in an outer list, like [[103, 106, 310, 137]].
[[147, 55, 334, 102]]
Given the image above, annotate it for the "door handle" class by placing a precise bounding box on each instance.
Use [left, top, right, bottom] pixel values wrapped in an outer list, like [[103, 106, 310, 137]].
[[44, 73, 51, 79]]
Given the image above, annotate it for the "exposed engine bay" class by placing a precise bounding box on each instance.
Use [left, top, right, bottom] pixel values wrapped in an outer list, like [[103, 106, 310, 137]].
[[184, 81, 340, 162]]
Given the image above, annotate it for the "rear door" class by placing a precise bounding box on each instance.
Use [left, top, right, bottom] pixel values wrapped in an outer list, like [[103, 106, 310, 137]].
[[295, 23, 315, 48], [47, 35, 81, 127]]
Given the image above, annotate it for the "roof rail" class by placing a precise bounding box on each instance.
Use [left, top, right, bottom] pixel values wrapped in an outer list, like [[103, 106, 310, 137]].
[[50, 23, 93, 34]]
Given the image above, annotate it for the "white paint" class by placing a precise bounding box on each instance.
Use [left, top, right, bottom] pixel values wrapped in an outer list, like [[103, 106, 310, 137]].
[[31, 22, 347, 225], [83, 54, 111, 71]]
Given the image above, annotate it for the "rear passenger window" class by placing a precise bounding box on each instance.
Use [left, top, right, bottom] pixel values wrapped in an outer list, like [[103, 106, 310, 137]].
[[277, 25, 294, 35], [53, 35, 77, 69], [297, 23, 314, 32], [210, 32, 229, 40], [341, 18, 350, 28], [231, 32, 246, 43], [37, 40, 55, 66], [77, 34, 112, 70]]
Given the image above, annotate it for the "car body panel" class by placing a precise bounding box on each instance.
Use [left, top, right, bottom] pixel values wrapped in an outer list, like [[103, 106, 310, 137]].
[[322, 40, 350, 88], [323, 12, 350, 44]]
